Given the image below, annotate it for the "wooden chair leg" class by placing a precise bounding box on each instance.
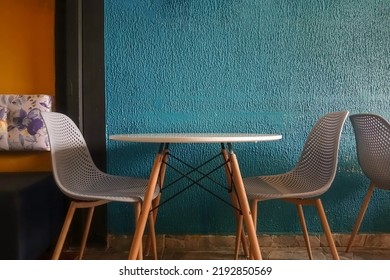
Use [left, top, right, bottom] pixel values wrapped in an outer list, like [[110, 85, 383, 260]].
[[144, 149, 168, 256], [144, 198, 157, 256], [240, 227, 249, 258], [315, 198, 339, 260], [140, 202, 159, 260], [147, 210, 158, 260], [78, 207, 95, 260], [234, 215, 243, 260], [346, 182, 376, 253], [251, 200, 258, 231], [296, 203, 313, 260], [233, 215, 251, 259], [132, 202, 143, 260], [233, 217, 250, 260], [145, 198, 160, 257], [52, 201, 77, 260], [221, 147, 249, 259], [248, 200, 258, 260]]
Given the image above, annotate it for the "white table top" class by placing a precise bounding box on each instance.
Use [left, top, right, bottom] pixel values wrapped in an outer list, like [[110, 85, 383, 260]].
[[109, 133, 282, 143]]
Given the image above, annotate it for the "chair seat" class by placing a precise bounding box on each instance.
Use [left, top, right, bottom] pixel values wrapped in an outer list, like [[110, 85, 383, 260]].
[[62, 174, 160, 202], [244, 172, 330, 201]]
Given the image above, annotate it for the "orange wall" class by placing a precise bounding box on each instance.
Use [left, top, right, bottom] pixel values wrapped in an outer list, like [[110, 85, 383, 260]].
[[0, 0, 54, 172]]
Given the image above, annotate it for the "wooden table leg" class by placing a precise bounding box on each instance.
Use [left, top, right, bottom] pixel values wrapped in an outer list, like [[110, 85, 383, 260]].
[[228, 148, 262, 260], [128, 146, 164, 260], [145, 147, 169, 258], [221, 146, 249, 259]]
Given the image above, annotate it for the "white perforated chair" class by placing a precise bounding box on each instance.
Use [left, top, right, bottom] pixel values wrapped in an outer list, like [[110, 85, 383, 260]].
[[41, 111, 159, 260], [346, 114, 390, 252], [238, 111, 349, 260]]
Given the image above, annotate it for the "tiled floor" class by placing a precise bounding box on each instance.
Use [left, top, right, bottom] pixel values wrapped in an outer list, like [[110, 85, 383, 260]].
[[64, 234, 390, 260], [80, 246, 390, 260]]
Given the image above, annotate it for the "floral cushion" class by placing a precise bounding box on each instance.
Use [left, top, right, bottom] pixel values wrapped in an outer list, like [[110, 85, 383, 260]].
[[0, 94, 52, 151], [0, 106, 9, 150]]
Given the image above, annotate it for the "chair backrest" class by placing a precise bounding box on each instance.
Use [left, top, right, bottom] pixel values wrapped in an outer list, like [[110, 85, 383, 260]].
[[40, 111, 104, 200], [292, 111, 349, 194], [350, 114, 390, 190]]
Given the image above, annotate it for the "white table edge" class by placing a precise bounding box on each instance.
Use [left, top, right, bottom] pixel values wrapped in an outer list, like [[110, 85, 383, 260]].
[[109, 133, 282, 143]]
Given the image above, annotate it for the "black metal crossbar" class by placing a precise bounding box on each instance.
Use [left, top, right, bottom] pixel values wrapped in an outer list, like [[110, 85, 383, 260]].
[[163, 152, 230, 192], [151, 151, 242, 213]]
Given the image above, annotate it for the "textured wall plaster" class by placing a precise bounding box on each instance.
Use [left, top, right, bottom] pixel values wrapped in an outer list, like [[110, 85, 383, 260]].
[[105, 0, 390, 235]]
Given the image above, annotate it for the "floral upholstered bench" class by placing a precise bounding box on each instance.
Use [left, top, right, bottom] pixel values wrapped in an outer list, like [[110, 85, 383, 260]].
[[0, 94, 65, 259], [0, 94, 52, 151]]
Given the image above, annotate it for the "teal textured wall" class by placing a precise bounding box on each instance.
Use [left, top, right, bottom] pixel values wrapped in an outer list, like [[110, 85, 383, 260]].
[[105, 0, 390, 235]]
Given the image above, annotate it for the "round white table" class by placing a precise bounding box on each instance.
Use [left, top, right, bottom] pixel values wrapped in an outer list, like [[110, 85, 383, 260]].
[[109, 133, 282, 260], [110, 133, 282, 144]]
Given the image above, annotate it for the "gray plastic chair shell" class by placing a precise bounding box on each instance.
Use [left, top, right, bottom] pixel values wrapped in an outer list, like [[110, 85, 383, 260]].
[[346, 113, 390, 252], [350, 113, 390, 190], [41, 111, 159, 260], [41, 111, 159, 203], [244, 111, 349, 201], [237, 111, 348, 260]]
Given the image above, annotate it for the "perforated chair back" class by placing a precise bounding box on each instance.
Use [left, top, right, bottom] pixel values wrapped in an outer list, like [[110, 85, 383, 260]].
[[40, 112, 109, 200], [290, 111, 350, 197], [41, 111, 155, 203], [245, 111, 349, 200], [350, 114, 390, 190]]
